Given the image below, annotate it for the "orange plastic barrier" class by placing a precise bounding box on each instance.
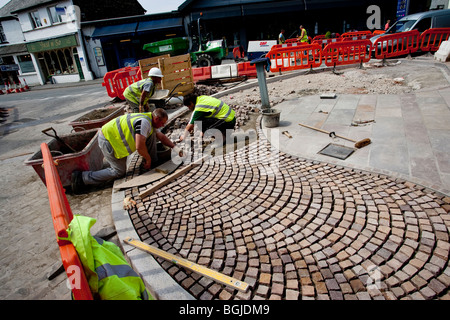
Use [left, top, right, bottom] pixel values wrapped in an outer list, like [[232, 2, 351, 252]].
[[112, 67, 142, 100], [237, 61, 257, 77], [192, 66, 212, 82], [372, 30, 420, 59], [323, 39, 372, 68], [420, 28, 450, 52], [285, 36, 312, 44], [41, 143, 93, 300], [102, 67, 141, 99], [341, 30, 373, 41], [372, 30, 385, 36], [267, 43, 322, 73]]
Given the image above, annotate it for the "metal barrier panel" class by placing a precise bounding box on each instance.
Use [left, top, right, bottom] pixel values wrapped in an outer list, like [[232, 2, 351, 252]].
[[41, 143, 93, 300], [267, 43, 322, 72], [420, 28, 450, 52], [323, 39, 372, 67], [373, 30, 420, 59]]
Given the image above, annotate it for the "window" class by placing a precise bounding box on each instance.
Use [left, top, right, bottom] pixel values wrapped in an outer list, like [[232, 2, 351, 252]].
[[435, 15, 450, 28], [30, 11, 42, 28], [49, 6, 65, 24], [17, 54, 35, 73], [38, 49, 76, 77], [414, 17, 432, 33], [0, 23, 7, 43]]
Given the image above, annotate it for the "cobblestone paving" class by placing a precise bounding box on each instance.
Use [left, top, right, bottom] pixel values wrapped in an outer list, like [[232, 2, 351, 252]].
[[123, 122, 450, 300]]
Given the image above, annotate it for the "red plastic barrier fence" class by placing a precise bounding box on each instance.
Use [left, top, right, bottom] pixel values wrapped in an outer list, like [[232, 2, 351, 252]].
[[323, 39, 372, 68], [420, 28, 450, 52], [41, 143, 93, 300], [312, 37, 342, 48], [341, 30, 373, 41], [102, 67, 141, 99], [112, 67, 142, 100], [267, 43, 322, 73], [372, 30, 420, 59], [192, 66, 212, 82], [372, 30, 385, 36], [237, 61, 257, 78]]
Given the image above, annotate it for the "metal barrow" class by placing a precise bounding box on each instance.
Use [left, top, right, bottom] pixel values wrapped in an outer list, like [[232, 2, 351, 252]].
[[24, 128, 104, 187], [68, 105, 125, 132]]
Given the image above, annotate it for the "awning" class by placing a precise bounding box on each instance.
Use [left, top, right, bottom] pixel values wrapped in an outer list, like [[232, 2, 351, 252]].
[[136, 17, 183, 33], [92, 22, 138, 39], [0, 43, 28, 56]]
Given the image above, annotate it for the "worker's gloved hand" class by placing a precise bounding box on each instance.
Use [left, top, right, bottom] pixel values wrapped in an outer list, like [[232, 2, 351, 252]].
[[173, 146, 184, 158], [123, 197, 137, 210]]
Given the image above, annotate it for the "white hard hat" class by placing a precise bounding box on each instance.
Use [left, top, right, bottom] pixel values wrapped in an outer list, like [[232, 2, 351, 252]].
[[148, 67, 163, 77]]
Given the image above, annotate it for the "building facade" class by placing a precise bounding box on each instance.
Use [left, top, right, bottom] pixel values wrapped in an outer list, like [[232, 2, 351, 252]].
[[0, 0, 145, 86]]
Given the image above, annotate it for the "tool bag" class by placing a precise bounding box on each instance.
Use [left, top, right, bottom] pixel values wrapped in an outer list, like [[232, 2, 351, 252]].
[[67, 215, 150, 300]]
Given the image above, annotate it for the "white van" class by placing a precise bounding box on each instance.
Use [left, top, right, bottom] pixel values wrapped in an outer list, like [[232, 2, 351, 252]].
[[371, 9, 450, 51], [386, 8, 450, 34]]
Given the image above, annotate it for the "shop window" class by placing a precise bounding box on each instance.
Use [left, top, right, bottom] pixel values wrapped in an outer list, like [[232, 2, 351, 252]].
[[30, 11, 42, 29], [17, 54, 35, 73], [38, 48, 77, 78], [48, 6, 64, 24]]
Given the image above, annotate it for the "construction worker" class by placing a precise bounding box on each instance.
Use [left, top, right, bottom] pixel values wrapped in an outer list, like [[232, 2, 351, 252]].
[[179, 94, 236, 143], [123, 67, 164, 113], [71, 108, 182, 194], [278, 29, 286, 44], [298, 25, 308, 43]]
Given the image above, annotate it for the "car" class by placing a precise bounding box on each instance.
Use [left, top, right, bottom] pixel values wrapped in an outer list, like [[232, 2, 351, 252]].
[[370, 9, 450, 56]]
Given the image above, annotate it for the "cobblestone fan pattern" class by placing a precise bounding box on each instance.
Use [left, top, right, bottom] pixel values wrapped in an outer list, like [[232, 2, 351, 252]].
[[123, 126, 450, 300]]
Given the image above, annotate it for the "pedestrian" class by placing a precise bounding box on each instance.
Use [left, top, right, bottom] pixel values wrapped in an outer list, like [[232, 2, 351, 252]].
[[71, 108, 182, 194], [179, 94, 236, 144], [123, 67, 164, 113], [278, 29, 286, 44], [297, 25, 308, 43], [385, 19, 391, 31]]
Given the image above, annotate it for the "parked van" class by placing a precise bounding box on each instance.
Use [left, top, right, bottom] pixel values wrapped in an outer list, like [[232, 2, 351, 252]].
[[370, 9, 450, 51], [386, 9, 450, 34]]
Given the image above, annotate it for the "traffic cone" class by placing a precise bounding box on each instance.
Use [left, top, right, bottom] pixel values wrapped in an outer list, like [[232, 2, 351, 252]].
[[23, 78, 30, 90], [5, 82, 12, 94], [14, 82, 20, 93], [18, 81, 25, 92]]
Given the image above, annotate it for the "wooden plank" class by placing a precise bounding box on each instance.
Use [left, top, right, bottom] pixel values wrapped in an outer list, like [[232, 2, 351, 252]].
[[124, 237, 249, 292], [114, 160, 180, 190], [139, 55, 169, 78], [160, 54, 190, 65], [138, 156, 207, 199]]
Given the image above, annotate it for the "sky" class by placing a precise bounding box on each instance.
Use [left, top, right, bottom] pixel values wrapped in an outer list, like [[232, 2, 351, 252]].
[[0, 0, 186, 14]]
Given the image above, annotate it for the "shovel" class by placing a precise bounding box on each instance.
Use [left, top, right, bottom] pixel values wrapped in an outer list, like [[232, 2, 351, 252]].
[[298, 123, 371, 149], [42, 127, 77, 153]]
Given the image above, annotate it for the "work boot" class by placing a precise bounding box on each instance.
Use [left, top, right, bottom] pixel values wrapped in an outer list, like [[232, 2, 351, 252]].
[[71, 171, 86, 194]]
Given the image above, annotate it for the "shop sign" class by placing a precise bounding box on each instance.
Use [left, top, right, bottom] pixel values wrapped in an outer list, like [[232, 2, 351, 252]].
[[26, 34, 78, 53], [0, 64, 20, 71]]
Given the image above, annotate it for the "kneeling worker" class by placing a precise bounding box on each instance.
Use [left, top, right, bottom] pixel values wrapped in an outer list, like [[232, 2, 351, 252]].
[[123, 67, 164, 113], [71, 108, 181, 194], [179, 94, 236, 143]]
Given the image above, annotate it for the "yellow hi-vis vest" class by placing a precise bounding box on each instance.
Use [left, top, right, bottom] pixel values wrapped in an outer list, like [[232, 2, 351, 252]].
[[102, 113, 153, 159], [300, 28, 308, 42], [195, 96, 235, 122], [123, 78, 155, 105]]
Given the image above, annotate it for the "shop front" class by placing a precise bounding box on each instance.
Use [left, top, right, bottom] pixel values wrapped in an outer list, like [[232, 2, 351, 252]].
[[26, 34, 85, 84]]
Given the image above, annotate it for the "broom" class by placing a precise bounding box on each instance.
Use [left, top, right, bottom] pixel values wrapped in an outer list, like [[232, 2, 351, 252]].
[[298, 123, 371, 149]]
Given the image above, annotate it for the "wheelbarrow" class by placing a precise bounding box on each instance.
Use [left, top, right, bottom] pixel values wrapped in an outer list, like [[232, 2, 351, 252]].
[[24, 128, 103, 187], [147, 82, 186, 109]]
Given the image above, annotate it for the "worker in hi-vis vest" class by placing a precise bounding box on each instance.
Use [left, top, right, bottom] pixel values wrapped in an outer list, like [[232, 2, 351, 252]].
[[180, 93, 236, 143], [123, 67, 164, 113], [298, 25, 308, 42], [71, 108, 183, 194]]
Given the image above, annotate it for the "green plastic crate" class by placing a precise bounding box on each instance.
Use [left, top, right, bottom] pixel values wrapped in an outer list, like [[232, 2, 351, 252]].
[[143, 37, 189, 56]]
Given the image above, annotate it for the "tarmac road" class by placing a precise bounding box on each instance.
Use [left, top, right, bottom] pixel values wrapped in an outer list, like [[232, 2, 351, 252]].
[[0, 79, 118, 299]]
